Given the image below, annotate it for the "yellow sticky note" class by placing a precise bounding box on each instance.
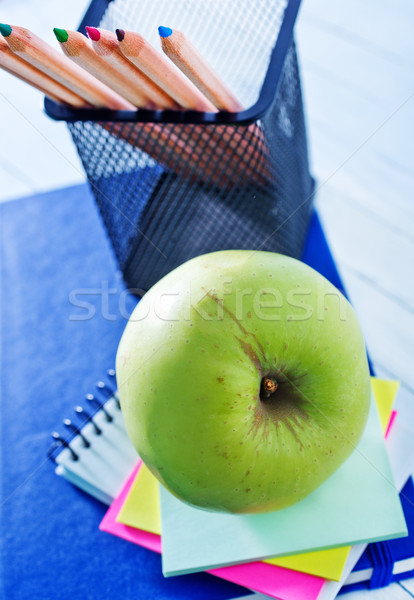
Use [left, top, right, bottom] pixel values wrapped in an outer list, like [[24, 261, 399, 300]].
[[264, 546, 351, 579], [264, 376, 398, 580], [117, 377, 399, 581], [117, 462, 161, 534], [371, 378, 399, 433]]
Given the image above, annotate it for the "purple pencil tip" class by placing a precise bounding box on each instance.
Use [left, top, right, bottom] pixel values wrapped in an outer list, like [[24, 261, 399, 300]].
[[115, 28, 125, 42]]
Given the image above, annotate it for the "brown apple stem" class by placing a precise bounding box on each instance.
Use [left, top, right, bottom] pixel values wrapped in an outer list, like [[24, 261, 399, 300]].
[[261, 376, 278, 400]]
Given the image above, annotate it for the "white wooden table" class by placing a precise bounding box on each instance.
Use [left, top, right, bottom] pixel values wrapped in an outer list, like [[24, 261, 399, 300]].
[[0, 0, 413, 598]]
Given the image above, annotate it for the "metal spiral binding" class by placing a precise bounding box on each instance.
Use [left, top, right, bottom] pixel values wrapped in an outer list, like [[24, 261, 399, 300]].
[[75, 406, 102, 435], [49, 433, 79, 462], [48, 368, 120, 462], [63, 419, 91, 448], [86, 393, 113, 422], [97, 370, 120, 408]]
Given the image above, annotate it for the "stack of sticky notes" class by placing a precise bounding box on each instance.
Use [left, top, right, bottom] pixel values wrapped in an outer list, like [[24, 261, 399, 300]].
[[99, 378, 410, 600]]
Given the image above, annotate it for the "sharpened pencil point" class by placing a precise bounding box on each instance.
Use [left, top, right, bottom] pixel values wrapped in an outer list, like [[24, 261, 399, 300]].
[[0, 23, 12, 37], [158, 26, 173, 39], [53, 28, 69, 43], [86, 26, 100, 42], [115, 28, 125, 42]]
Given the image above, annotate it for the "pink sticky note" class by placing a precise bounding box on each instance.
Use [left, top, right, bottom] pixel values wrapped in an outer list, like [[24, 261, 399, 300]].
[[385, 411, 398, 439], [99, 408, 399, 599], [100, 461, 325, 600], [100, 462, 161, 554]]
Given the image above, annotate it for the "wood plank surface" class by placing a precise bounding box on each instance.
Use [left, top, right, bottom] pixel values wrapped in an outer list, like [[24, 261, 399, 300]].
[[0, 0, 413, 596]]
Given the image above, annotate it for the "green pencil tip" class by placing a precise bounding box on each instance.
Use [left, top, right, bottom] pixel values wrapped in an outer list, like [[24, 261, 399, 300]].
[[53, 28, 68, 43], [0, 23, 12, 37]]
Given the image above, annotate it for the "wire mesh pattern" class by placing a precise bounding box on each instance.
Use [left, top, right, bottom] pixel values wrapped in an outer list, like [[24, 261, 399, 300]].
[[100, 0, 288, 108], [66, 0, 314, 292]]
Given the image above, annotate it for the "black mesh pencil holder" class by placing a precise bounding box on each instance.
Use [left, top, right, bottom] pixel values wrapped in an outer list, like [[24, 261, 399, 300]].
[[45, 0, 315, 292]]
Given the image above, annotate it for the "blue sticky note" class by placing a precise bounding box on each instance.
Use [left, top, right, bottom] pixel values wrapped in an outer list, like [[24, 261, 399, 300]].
[[160, 397, 407, 576]]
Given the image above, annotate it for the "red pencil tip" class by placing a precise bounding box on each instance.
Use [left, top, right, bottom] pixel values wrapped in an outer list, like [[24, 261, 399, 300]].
[[86, 26, 100, 41]]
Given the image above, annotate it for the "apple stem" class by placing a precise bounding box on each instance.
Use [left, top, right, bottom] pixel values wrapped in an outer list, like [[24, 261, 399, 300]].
[[261, 376, 278, 399]]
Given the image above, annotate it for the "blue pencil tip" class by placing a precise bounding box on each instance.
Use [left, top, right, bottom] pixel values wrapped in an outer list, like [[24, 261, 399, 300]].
[[158, 26, 172, 38]]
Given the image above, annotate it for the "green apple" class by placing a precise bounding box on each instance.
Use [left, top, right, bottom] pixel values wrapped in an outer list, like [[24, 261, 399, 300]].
[[117, 250, 371, 514]]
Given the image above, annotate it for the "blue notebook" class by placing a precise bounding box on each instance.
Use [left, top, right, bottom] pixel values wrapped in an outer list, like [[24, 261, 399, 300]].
[[1, 184, 250, 600], [2, 182, 406, 600], [341, 477, 414, 593]]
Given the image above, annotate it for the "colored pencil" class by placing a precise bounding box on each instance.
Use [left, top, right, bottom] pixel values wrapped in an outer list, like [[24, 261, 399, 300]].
[[0, 24, 270, 186], [177, 123, 270, 185], [0, 24, 132, 109], [113, 121, 270, 188], [109, 122, 198, 175], [156, 26, 270, 183], [54, 28, 140, 109], [159, 27, 244, 112], [0, 36, 87, 106], [86, 27, 178, 110], [109, 122, 214, 184], [115, 29, 216, 112], [114, 29, 269, 181], [156, 26, 271, 183]]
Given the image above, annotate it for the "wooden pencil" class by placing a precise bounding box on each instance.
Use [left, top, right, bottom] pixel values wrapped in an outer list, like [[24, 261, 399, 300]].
[[0, 24, 133, 109], [115, 29, 216, 112], [156, 26, 271, 183], [54, 28, 138, 109], [86, 27, 178, 110], [0, 36, 87, 106], [158, 26, 244, 112], [158, 26, 271, 184], [112, 121, 270, 188], [108, 122, 199, 178]]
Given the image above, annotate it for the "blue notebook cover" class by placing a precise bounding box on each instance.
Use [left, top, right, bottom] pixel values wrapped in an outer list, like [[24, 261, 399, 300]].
[[341, 477, 414, 592], [1, 184, 250, 600], [1, 181, 379, 599]]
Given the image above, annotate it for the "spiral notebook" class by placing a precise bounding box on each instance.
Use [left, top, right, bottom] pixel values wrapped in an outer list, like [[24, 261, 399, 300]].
[[49, 374, 138, 505], [340, 476, 414, 593]]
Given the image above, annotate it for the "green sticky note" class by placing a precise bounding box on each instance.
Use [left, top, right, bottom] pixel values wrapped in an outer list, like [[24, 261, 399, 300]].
[[160, 396, 407, 577]]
